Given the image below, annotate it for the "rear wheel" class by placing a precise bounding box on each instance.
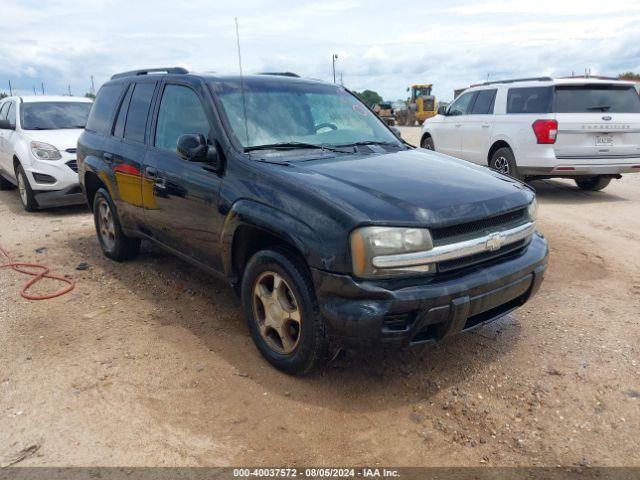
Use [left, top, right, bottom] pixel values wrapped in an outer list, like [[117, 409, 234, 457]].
[[15, 164, 38, 211], [93, 188, 141, 261], [241, 248, 327, 375], [421, 136, 435, 150], [575, 176, 611, 191], [490, 147, 522, 180]]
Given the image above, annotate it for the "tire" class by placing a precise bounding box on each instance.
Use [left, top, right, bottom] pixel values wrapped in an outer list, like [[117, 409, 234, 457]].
[[490, 147, 522, 180], [0, 174, 14, 191], [241, 248, 327, 375], [15, 164, 38, 212], [575, 176, 611, 192], [93, 188, 141, 261], [421, 135, 435, 150]]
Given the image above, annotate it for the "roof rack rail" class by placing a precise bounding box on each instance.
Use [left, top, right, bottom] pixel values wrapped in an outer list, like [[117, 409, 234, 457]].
[[258, 72, 300, 78], [481, 76, 552, 86], [111, 67, 189, 80]]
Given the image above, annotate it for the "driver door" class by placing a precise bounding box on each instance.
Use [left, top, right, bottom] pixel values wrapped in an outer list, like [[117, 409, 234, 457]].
[[436, 91, 476, 158]]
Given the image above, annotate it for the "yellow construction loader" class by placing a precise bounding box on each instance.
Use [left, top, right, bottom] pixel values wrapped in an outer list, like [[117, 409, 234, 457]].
[[396, 84, 437, 126]]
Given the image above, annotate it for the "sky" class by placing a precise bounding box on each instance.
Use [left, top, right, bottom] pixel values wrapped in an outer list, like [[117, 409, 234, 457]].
[[1, 0, 640, 102]]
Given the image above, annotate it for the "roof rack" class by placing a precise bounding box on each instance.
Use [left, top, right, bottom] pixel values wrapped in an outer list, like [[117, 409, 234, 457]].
[[481, 76, 552, 86], [258, 72, 300, 78], [110, 67, 189, 80]]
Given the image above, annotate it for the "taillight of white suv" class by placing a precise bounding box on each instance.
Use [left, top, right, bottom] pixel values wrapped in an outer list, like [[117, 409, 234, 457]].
[[532, 119, 558, 144]]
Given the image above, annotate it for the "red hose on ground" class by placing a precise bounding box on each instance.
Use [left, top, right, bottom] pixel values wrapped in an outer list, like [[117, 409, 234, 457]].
[[0, 243, 75, 300]]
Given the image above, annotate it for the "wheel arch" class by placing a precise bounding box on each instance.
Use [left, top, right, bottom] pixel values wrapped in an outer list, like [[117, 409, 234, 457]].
[[487, 139, 513, 165], [83, 170, 106, 212]]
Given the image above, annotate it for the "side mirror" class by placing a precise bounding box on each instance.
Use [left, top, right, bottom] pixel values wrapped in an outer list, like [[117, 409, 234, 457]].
[[0, 119, 15, 130], [177, 134, 210, 162], [390, 126, 402, 138], [437, 106, 448, 116]]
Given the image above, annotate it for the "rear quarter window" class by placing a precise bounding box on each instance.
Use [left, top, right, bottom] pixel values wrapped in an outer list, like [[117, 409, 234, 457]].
[[507, 86, 553, 114], [86, 83, 125, 134], [124, 82, 156, 143]]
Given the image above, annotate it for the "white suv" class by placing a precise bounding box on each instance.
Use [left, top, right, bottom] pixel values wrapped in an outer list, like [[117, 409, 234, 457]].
[[0, 95, 93, 210], [421, 77, 640, 191]]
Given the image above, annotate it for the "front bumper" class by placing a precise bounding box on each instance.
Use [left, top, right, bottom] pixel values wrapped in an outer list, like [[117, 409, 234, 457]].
[[312, 232, 548, 348], [33, 184, 85, 208]]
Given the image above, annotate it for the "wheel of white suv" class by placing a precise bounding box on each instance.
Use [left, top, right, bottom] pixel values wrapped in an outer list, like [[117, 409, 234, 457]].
[[15, 164, 38, 212], [421, 136, 435, 150], [490, 147, 522, 180], [241, 248, 327, 375], [575, 176, 611, 192], [93, 188, 141, 261]]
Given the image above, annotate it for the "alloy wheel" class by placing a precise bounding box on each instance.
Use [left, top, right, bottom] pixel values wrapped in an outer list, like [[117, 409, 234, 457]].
[[17, 172, 27, 205], [252, 271, 302, 355], [97, 198, 116, 250], [494, 156, 510, 174]]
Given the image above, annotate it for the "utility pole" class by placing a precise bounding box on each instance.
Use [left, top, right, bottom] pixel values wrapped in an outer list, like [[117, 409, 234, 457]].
[[91, 75, 95, 96], [33, 86, 37, 95], [8, 80, 13, 96], [332, 54, 338, 83], [340, 72, 343, 86], [68, 84, 72, 96], [41, 82, 45, 95]]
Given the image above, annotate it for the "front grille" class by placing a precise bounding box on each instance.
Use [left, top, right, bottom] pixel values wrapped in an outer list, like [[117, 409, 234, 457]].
[[437, 239, 527, 273], [431, 208, 527, 245], [66, 160, 78, 173]]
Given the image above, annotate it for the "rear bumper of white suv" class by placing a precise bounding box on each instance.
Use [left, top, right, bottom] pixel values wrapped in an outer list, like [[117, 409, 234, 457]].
[[520, 162, 640, 176]]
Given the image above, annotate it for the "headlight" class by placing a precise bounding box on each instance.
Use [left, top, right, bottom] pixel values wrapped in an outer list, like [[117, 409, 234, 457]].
[[350, 226, 434, 278], [30, 141, 62, 161], [527, 198, 538, 222]]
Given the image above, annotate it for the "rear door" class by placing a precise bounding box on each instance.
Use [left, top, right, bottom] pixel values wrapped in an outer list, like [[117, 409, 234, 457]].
[[107, 80, 157, 228], [435, 91, 476, 157], [0, 101, 11, 177], [142, 80, 224, 271], [553, 83, 640, 164], [459, 89, 497, 163]]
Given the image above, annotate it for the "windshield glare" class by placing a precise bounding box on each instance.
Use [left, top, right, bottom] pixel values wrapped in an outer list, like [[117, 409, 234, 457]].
[[212, 80, 401, 150], [21, 102, 92, 130]]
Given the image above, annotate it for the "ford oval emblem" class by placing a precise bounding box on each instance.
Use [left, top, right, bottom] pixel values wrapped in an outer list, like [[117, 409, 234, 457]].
[[602, 115, 612, 121]]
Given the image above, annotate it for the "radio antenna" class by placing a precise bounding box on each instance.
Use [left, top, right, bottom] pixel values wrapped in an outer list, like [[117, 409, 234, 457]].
[[235, 17, 250, 147]]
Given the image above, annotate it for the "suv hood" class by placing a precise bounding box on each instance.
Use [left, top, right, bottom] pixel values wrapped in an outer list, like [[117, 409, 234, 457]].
[[23, 129, 84, 151], [282, 149, 533, 227]]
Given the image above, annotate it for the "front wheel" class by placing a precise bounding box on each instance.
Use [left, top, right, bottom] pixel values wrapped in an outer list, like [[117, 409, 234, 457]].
[[490, 147, 522, 180], [93, 188, 141, 261], [575, 176, 611, 191], [421, 136, 434, 150], [15, 164, 38, 211], [241, 248, 327, 375]]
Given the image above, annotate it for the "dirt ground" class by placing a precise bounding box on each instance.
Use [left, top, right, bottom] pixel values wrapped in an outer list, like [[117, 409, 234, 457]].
[[1, 126, 639, 467]]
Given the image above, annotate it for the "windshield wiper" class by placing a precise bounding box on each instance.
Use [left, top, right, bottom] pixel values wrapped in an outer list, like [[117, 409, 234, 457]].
[[244, 142, 351, 154], [336, 140, 401, 148], [586, 105, 611, 111]]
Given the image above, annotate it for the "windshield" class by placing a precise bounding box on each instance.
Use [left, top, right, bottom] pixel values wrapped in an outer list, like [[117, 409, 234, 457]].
[[212, 79, 402, 150], [555, 85, 640, 113], [21, 102, 92, 130]]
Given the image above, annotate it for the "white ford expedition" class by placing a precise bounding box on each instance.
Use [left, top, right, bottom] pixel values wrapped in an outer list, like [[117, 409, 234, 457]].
[[421, 77, 640, 191], [0, 95, 93, 211]]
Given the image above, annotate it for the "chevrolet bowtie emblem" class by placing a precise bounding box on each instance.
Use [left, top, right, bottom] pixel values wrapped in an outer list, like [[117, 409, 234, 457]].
[[485, 232, 504, 252]]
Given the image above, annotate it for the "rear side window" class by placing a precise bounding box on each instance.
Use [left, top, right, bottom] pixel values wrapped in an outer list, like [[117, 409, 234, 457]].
[[507, 87, 553, 114], [470, 89, 496, 114], [0, 102, 9, 120], [112, 85, 133, 138], [555, 85, 640, 113], [124, 83, 156, 143], [86, 84, 124, 134], [155, 85, 210, 151]]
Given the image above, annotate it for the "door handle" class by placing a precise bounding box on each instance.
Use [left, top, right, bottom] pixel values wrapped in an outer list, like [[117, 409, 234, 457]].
[[145, 166, 157, 179], [103, 152, 114, 162]]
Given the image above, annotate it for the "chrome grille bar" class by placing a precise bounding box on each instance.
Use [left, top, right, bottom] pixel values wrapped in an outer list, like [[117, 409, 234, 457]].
[[372, 222, 536, 269]]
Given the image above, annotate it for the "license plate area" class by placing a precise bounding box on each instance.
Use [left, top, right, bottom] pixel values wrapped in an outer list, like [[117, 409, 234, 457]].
[[595, 134, 613, 146]]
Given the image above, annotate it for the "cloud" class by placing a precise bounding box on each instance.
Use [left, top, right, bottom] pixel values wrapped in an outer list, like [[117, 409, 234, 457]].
[[1, 0, 639, 101]]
